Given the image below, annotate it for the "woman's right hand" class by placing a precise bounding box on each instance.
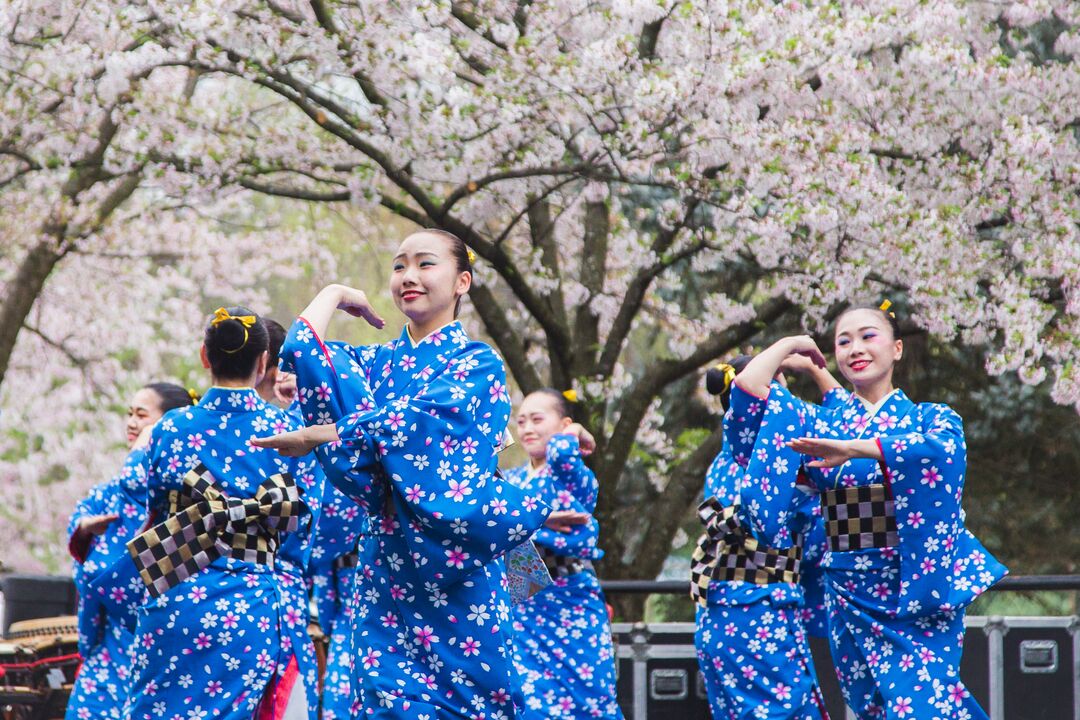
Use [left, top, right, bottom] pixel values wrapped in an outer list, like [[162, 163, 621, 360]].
[[79, 514, 119, 536], [783, 335, 827, 369], [544, 510, 592, 533], [252, 425, 338, 457], [334, 285, 385, 329], [564, 423, 596, 455]]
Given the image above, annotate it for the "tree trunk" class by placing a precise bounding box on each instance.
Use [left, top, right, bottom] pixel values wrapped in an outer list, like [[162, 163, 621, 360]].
[[0, 240, 65, 387]]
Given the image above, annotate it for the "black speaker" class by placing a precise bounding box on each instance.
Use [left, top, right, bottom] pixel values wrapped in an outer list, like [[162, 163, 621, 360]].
[[0, 575, 78, 635]]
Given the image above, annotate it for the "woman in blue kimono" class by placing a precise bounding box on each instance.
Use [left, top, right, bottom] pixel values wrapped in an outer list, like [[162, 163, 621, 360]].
[[693, 356, 842, 720], [254, 229, 552, 719], [66, 383, 193, 720], [734, 307, 1007, 720], [504, 388, 622, 719], [123, 307, 322, 720]]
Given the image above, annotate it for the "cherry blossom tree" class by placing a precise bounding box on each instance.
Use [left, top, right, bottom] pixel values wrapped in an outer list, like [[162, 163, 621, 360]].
[[130, 0, 1080, 582], [0, 3, 332, 571], [5, 1, 1080, 583]]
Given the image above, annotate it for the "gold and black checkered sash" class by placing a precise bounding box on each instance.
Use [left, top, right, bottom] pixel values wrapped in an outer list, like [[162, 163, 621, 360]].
[[820, 483, 899, 552], [128, 464, 302, 597], [689, 497, 803, 607]]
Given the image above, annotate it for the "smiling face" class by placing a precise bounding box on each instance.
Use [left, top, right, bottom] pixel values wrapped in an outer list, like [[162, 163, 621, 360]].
[[516, 392, 572, 460], [834, 308, 903, 391], [125, 387, 165, 448], [389, 232, 471, 328]]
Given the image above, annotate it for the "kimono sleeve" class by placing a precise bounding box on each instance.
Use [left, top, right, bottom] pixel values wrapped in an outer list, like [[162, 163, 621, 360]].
[[876, 403, 1006, 617], [68, 480, 113, 563], [280, 318, 382, 509], [724, 383, 770, 466], [333, 344, 551, 587], [737, 382, 820, 547], [545, 434, 598, 512]]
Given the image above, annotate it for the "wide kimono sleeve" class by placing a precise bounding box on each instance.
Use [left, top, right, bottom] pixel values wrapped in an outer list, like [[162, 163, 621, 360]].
[[279, 317, 383, 510], [330, 343, 551, 587], [876, 403, 1007, 617], [533, 434, 603, 558], [68, 480, 114, 564], [737, 382, 824, 547], [724, 382, 770, 466], [545, 434, 598, 511]]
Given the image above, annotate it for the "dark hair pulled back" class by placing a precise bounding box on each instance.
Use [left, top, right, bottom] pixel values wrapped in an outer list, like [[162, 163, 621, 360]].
[[203, 306, 268, 381], [706, 354, 753, 411], [418, 228, 472, 317], [532, 387, 575, 422], [143, 382, 195, 413], [835, 305, 901, 340]]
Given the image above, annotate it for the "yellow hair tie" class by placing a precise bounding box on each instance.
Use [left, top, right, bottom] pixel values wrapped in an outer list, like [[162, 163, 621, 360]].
[[714, 363, 737, 394], [187, 388, 201, 404], [562, 389, 578, 403], [210, 307, 257, 354], [878, 299, 896, 319], [466, 248, 477, 265]]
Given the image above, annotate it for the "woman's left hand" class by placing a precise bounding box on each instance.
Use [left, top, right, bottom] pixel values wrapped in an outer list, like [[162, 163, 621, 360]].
[[564, 423, 596, 455], [788, 437, 855, 468], [252, 426, 332, 456]]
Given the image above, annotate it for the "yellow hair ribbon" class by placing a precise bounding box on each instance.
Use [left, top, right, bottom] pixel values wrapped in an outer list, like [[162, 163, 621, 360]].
[[714, 363, 737, 394], [562, 389, 578, 403], [878, 299, 896, 318], [466, 248, 477, 265], [210, 308, 257, 354], [187, 388, 201, 404]]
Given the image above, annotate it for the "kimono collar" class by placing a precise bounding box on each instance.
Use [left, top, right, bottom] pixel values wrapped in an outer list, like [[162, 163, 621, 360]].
[[402, 320, 465, 350], [855, 388, 900, 417], [199, 386, 261, 410]]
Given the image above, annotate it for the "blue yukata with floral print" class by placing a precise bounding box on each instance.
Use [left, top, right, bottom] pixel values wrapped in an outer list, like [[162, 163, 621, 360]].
[[693, 382, 846, 720], [123, 387, 323, 720], [66, 448, 150, 720], [504, 434, 622, 719], [307, 482, 366, 720], [281, 317, 550, 719], [737, 383, 1006, 720]]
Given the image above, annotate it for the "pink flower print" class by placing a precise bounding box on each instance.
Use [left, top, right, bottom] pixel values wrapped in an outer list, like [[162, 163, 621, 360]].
[[221, 612, 239, 630], [445, 546, 469, 569], [362, 648, 382, 669], [875, 413, 897, 431], [440, 436, 458, 454], [556, 697, 575, 712], [460, 437, 478, 454], [921, 466, 942, 488], [576, 663, 594, 680], [898, 654, 915, 670], [920, 558, 936, 575], [947, 683, 968, 704], [206, 680, 223, 697], [285, 606, 304, 627], [489, 498, 508, 515], [741, 665, 757, 680], [109, 587, 127, 602], [243, 394, 259, 411], [445, 479, 472, 501], [256, 650, 273, 669], [459, 637, 481, 656], [412, 625, 438, 651], [772, 682, 792, 701], [489, 379, 508, 403], [315, 383, 333, 401], [386, 412, 406, 431], [405, 484, 424, 503], [188, 433, 206, 451], [491, 689, 511, 705], [871, 583, 891, 600], [257, 616, 271, 632], [892, 697, 913, 717], [400, 354, 416, 371], [390, 585, 406, 600], [908, 511, 925, 528], [194, 633, 212, 650], [852, 414, 871, 434]]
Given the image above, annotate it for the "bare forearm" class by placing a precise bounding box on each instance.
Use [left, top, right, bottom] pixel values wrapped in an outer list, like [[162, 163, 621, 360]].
[[847, 438, 883, 461], [737, 338, 796, 397], [299, 285, 345, 339], [810, 366, 842, 395]]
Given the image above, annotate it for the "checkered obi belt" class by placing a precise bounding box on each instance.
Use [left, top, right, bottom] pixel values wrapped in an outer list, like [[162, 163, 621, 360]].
[[537, 546, 594, 579], [128, 464, 302, 597], [820, 483, 899, 552], [689, 497, 803, 607]]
